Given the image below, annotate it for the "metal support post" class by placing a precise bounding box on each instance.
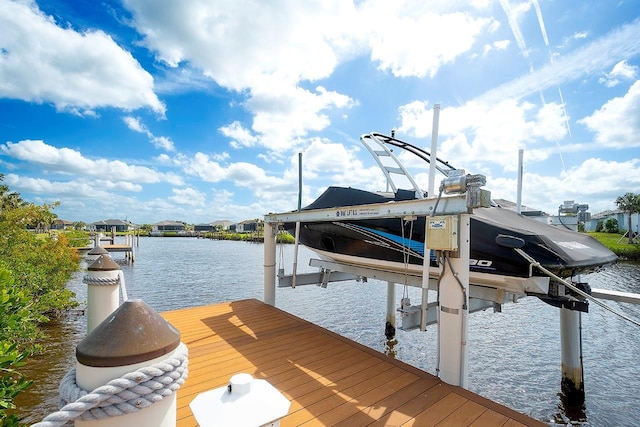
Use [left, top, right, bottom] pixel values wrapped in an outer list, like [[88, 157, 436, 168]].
[[386, 282, 396, 339], [437, 214, 470, 388], [264, 222, 277, 306], [560, 307, 585, 405]]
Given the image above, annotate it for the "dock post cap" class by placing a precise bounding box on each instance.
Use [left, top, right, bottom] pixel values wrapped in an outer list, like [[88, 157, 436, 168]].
[[76, 299, 181, 367], [190, 373, 291, 427], [87, 245, 109, 256], [87, 254, 121, 271]]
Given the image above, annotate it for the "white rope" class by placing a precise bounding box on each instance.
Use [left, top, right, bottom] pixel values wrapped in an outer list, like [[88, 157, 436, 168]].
[[83, 272, 129, 301], [31, 342, 188, 427], [82, 275, 119, 286]]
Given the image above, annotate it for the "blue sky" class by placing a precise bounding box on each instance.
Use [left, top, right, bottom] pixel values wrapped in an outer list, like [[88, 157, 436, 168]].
[[1, 0, 639, 225]]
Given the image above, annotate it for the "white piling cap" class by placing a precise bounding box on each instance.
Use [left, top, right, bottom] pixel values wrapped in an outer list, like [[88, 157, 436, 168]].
[[190, 373, 290, 427]]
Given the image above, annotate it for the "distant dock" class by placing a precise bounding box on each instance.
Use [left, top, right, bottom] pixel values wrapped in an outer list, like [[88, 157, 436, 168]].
[[162, 299, 544, 426], [95, 232, 136, 262]]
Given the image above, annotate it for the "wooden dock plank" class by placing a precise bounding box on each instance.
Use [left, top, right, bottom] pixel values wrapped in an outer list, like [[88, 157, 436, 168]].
[[333, 378, 439, 427], [161, 299, 546, 427]]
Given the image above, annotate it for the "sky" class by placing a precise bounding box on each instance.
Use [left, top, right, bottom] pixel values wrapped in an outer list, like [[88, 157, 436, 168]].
[[1, 0, 639, 225]]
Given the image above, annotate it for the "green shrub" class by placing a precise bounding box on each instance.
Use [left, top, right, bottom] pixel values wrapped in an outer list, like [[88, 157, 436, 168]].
[[61, 230, 91, 248], [604, 218, 619, 233], [0, 270, 36, 424]]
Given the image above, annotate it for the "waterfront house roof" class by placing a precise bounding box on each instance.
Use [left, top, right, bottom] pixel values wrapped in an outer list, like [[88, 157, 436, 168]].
[[591, 209, 621, 219], [154, 220, 185, 226], [237, 218, 263, 225], [90, 219, 131, 226]]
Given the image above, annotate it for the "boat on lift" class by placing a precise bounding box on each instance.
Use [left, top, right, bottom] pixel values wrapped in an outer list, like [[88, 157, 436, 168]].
[[286, 132, 617, 309]]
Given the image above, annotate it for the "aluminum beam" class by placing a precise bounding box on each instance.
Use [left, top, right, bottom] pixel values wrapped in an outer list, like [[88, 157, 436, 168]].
[[264, 194, 469, 224]]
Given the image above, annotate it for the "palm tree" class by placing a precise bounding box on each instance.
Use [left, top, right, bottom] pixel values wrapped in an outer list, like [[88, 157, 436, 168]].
[[615, 192, 640, 244], [0, 173, 25, 215]]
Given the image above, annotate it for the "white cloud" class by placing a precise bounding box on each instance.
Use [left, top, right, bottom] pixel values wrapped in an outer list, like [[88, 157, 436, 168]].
[[0, 0, 164, 114], [362, 1, 494, 77], [578, 80, 640, 148], [169, 187, 206, 207], [528, 158, 640, 214], [484, 39, 510, 55], [599, 60, 638, 87], [219, 121, 259, 149], [247, 85, 355, 147], [124, 0, 361, 90], [610, 60, 638, 79], [123, 116, 175, 151], [0, 139, 182, 184], [182, 152, 290, 193], [123, 0, 492, 149], [397, 99, 568, 171]]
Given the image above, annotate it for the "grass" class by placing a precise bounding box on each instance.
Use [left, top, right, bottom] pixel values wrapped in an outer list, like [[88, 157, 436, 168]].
[[587, 232, 640, 261]]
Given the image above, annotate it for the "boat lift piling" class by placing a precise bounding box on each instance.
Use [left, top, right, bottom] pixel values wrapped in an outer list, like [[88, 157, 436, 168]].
[[264, 221, 277, 306], [385, 281, 396, 339], [560, 307, 584, 404]]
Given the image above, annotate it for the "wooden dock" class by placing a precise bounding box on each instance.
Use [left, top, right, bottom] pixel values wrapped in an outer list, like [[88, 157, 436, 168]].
[[162, 299, 545, 426], [99, 244, 134, 262]]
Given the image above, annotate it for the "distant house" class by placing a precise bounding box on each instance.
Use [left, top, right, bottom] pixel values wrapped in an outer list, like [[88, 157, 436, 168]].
[[233, 219, 262, 233], [51, 219, 74, 230], [586, 209, 639, 233], [212, 220, 234, 230], [194, 222, 215, 232], [193, 220, 235, 232], [87, 219, 132, 233], [152, 220, 186, 235]]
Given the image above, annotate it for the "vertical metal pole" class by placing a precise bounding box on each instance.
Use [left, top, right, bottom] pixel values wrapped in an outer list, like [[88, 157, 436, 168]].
[[560, 307, 585, 404], [292, 153, 302, 288], [420, 287, 428, 331], [427, 104, 441, 197], [421, 104, 440, 331], [437, 214, 470, 387], [386, 282, 396, 338], [517, 149, 523, 214], [263, 222, 276, 306], [420, 222, 431, 333]]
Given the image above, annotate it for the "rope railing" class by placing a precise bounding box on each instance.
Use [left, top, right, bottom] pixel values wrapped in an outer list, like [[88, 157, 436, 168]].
[[82, 271, 128, 302], [31, 343, 188, 427]]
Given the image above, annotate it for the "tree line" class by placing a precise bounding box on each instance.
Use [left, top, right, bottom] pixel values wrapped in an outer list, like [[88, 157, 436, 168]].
[[0, 174, 79, 425]]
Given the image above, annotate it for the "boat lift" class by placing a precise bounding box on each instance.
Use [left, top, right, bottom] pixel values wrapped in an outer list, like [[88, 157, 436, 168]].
[[264, 110, 640, 402], [263, 182, 640, 404]]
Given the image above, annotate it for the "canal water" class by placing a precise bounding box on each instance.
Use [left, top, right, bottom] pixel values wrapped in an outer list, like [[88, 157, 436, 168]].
[[17, 238, 640, 426]]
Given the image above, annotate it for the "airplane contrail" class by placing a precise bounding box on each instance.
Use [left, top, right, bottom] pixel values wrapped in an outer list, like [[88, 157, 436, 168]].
[[475, 18, 640, 104], [499, 0, 528, 56], [532, 0, 549, 47]]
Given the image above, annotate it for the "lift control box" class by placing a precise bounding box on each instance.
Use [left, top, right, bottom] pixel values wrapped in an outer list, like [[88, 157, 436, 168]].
[[426, 216, 459, 251]]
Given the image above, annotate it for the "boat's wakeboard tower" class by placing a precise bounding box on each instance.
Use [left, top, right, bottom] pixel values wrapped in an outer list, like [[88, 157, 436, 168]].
[[360, 132, 458, 199]]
